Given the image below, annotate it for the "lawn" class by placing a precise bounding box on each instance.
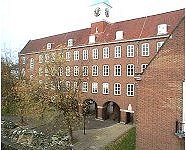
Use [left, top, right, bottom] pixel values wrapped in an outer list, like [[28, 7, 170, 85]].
[[105, 127, 136, 150]]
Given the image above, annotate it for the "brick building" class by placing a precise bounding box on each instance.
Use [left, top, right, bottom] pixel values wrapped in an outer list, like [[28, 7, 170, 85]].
[[135, 16, 185, 149], [18, 0, 185, 126]]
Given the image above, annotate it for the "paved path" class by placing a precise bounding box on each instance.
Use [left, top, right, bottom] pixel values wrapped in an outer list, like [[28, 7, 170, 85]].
[[73, 123, 134, 150]]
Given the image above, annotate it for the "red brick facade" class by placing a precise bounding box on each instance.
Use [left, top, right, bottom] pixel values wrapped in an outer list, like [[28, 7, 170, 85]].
[[136, 17, 185, 150]]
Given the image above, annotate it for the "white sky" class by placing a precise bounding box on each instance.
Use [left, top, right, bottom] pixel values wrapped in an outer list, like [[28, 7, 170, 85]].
[[0, 0, 185, 61]]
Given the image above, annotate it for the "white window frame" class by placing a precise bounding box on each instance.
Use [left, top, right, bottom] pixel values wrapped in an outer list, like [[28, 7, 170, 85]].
[[74, 82, 78, 91], [47, 43, 52, 50], [39, 67, 43, 76], [103, 83, 109, 94], [114, 46, 121, 58], [127, 64, 135, 76], [127, 45, 134, 57], [21, 68, 25, 77], [30, 58, 34, 69], [45, 53, 50, 62], [45, 67, 49, 76], [103, 47, 109, 59], [59, 67, 63, 76], [66, 81, 70, 90], [22, 56, 26, 65], [103, 65, 109, 76], [39, 54, 43, 63], [156, 41, 164, 51], [92, 82, 98, 93], [92, 65, 98, 76], [115, 31, 123, 40], [114, 65, 121, 76], [141, 64, 148, 73], [114, 83, 121, 95], [82, 82, 88, 92], [141, 43, 150, 56], [127, 84, 135, 96], [74, 51, 79, 60], [83, 50, 88, 60], [68, 39, 73, 47], [157, 24, 168, 35], [89, 35, 95, 44], [74, 66, 79, 76], [51, 52, 55, 62], [83, 66, 88, 76], [66, 51, 71, 61], [66, 66, 70, 76], [92, 48, 98, 59]]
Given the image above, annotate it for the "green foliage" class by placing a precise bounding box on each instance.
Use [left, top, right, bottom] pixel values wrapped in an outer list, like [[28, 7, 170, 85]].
[[105, 127, 136, 150]]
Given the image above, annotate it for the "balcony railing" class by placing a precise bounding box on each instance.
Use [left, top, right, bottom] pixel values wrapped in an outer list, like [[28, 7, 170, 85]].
[[175, 121, 185, 138]]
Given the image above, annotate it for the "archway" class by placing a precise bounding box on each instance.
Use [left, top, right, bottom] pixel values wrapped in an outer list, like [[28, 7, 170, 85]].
[[83, 99, 98, 118], [102, 101, 120, 122]]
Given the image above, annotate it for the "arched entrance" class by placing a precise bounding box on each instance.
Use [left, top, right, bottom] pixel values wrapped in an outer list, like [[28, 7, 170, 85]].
[[102, 101, 120, 122], [83, 99, 98, 118]]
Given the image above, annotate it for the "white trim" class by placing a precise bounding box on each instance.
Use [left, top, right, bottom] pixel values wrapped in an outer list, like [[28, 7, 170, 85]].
[[97, 106, 103, 109], [120, 109, 134, 113]]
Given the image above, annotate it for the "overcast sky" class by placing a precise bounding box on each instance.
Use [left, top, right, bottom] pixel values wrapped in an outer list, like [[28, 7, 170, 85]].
[[0, 0, 185, 61]]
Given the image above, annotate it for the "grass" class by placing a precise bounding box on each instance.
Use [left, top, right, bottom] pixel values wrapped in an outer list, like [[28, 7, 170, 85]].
[[105, 127, 136, 150]]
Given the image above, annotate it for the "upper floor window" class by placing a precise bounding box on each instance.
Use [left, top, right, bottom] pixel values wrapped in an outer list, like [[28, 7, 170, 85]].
[[66, 51, 71, 61], [141, 43, 149, 56], [115, 31, 123, 40], [47, 43, 52, 50], [127, 45, 134, 57], [66, 81, 70, 90], [45, 67, 49, 76], [45, 54, 50, 62], [82, 82, 88, 92], [30, 58, 34, 69], [103, 47, 109, 59], [51, 53, 55, 62], [22, 56, 26, 64], [39, 67, 43, 76], [68, 39, 73, 47], [141, 64, 148, 73], [59, 67, 63, 76], [92, 48, 98, 59], [92, 65, 98, 76], [114, 65, 121, 76], [66, 66, 70, 76], [89, 35, 95, 44], [157, 24, 168, 35], [83, 50, 88, 60], [83, 66, 88, 76], [21, 68, 25, 77], [127, 64, 134, 76], [114, 83, 121, 95], [74, 82, 78, 91], [39, 54, 43, 63], [74, 66, 79, 76], [103, 83, 109, 94], [157, 41, 164, 51], [92, 82, 98, 93], [127, 84, 134, 96], [74, 51, 79, 60], [114, 46, 121, 58], [103, 65, 109, 76]]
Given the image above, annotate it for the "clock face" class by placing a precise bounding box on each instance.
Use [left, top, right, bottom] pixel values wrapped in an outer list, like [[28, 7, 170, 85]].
[[105, 8, 109, 17], [94, 7, 101, 17]]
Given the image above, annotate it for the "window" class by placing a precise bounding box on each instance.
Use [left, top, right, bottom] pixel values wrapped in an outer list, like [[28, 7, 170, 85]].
[[59, 67, 63, 76], [92, 82, 98, 93], [92, 65, 98, 76], [83, 66, 88, 76], [74, 51, 79, 60], [74, 82, 78, 91], [103, 83, 109, 94], [114, 46, 121, 58], [83, 50, 88, 60], [47, 43, 52, 49], [45, 67, 49, 76], [103, 47, 109, 59], [115, 31, 123, 40], [22, 56, 26, 64], [68, 39, 73, 47], [21, 68, 25, 77], [89, 35, 95, 44], [157, 24, 168, 35], [39, 67, 43, 76], [157, 41, 164, 51], [30, 74, 33, 80], [114, 83, 121, 95], [74, 66, 79, 76], [82, 82, 88, 92], [66, 66, 70, 76], [127, 84, 134, 96], [127, 45, 134, 57], [51, 53, 55, 62], [103, 65, 109, 76], [45, 54, 50, 62], [30, 58, 34, 69], [39, 54, 43, 63], [127, 64, 134, 76], [92, 48, 98, 59], [66, 51, 71, 61], [141, 64, 148, 72], [114, 65, 121, 76], [141, 43, 149, 56]]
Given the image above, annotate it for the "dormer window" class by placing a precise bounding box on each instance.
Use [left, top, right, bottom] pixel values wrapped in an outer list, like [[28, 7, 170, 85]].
[[68, 39, 73, 47], [89, 35, 96, 44], [157, 24, 168, 35], [115, 31, 123, 40], [47, 43, 52, 50]]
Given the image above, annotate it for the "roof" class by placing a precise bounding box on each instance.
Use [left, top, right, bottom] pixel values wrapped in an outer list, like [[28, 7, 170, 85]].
[[20, 9, 185, 54]]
